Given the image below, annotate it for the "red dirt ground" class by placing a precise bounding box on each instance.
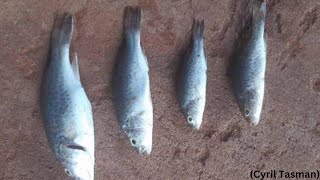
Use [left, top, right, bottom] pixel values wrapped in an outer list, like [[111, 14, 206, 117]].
[[1, 0, 320, 179]]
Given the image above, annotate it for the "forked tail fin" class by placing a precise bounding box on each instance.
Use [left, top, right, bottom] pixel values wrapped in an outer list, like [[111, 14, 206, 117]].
[[192, 19, 204, 41], [124, 6, 142, 34], [52, 14, 74, 46], [252, 0, 266, 23]]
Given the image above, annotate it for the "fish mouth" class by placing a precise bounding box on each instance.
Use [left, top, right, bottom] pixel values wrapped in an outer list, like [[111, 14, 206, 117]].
[[63, 159, 94, 180], [123, 126, 152, 155], [137, 146, 151, 155], [186, 116, 201, 130], [66, 168, 92, 180], [244, 116, 259, 126], [239, 107, 260, 126], [188, 122, 201, 130], [129, 138, 152, 155]]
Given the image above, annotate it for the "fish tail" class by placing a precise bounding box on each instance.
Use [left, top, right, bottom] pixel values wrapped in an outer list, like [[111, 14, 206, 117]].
[[252, 0, 266, 23], [52, 14, 74, 46], [192, 19, 204, 41], [124, 6, 142, 34]]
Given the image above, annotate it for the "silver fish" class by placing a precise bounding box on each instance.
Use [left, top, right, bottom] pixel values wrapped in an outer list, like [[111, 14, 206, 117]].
[[231, 0, 267, 125], [112, 6, 153, 155], [40, 15, 95, 179], [178, 20, 207, 130]]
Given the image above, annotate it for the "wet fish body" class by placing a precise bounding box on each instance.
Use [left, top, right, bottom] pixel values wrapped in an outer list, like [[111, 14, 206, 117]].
[[112, 6, 153, 155], [178, 20, 207, 130], [231, 1, 267, 125], [40, 15, 95, 179]]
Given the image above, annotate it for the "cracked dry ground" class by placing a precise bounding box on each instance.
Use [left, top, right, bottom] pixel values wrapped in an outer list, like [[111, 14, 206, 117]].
[[1, 0, 320, 180]]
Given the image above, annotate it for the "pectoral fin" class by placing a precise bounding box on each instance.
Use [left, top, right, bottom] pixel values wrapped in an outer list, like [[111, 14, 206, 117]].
[[71, 53, 80, 82]]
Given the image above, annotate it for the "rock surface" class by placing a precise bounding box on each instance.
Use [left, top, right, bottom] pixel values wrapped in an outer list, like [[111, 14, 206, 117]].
[[0, 0, 320, 179]]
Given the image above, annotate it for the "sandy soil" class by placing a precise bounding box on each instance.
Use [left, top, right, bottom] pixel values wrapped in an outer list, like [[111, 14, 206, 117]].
[[1, 0, 320, 179]]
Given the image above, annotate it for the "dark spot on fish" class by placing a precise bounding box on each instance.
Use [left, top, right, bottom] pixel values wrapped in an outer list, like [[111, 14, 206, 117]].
[[248, 89, 257, 97], [188, 116, 193, 122], [128, 96, 137, 104], [66, 144, 86, 151], [197, 54, 200, 57]]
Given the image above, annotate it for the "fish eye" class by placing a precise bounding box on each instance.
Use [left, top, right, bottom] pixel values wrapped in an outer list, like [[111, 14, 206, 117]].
[[245, 109, 250, 116], [65, 169, 72, 176], [187, 116, 193, 122], [130, 138, 137, 146]]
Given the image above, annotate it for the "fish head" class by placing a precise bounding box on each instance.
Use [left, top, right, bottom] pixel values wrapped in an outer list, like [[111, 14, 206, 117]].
[[185, 101, 204, 130], [123, 117, 153, 155], [58, 143, 94, 180], [186, 111, 203, 130], [239, 89, 263, 126]]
